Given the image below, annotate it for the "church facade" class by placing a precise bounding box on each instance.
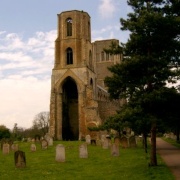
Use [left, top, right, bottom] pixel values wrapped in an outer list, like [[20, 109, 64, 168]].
[[49, 10, 123, 140]]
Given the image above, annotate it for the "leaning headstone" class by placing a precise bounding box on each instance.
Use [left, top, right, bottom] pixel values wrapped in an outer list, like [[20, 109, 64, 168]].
[[111, 143, 119, 156], [14, 150, 26, 168], [30, 144, 36, 152], [120, 136, 129, 148], [11, 144, 19, 152], [79, 143, 88, 158], [2, 143, 10, 155], [85, 135, 91, 144], [55, 144, 65, 162], [129, 136, 137, 148], [41, 139, 48, 149]]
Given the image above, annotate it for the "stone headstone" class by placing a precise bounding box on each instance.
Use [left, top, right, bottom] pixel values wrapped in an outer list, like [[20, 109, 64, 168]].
[[120, 136, 129, 148], [111, 143, 119, 156], [14, 150, 26, 168], [2, 143, 10, 155], [79, 143, 88, 158], [41, 139, 48, 149], [102, 138, 109, 149], [30, 144, 36, 152], [48, 137, 53, 146], [106, 137, 111, 147], [55, 144, 65, 162], [129, 136, 137, 147], [85, 135, 91, 144], [11, 144, 19, 152], [114, 137, 120, 146]]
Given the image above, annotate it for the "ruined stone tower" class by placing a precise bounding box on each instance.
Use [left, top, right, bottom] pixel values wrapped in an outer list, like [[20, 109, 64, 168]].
[[49, 10, 122, 140]]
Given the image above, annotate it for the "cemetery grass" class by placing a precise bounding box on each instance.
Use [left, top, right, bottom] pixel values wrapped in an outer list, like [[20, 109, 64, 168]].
[[0, 141, 174, 180]]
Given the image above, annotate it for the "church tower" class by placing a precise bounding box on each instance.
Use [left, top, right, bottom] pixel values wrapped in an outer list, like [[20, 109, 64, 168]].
[[49, 10, 100, 140]]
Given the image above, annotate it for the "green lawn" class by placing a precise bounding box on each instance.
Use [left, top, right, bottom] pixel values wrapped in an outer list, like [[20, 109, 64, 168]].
[[0, 141, 174, 180]]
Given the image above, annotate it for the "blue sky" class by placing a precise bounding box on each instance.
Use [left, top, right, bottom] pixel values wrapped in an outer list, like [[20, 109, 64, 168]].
[[0, 0, 131, 129]]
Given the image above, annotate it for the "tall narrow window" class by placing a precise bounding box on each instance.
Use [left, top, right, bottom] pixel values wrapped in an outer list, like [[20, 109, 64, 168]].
[[89, 50, 92, 69], [66, 48, 73, 64], [66, 18, 72, 36], [101, 51, 104, 61]]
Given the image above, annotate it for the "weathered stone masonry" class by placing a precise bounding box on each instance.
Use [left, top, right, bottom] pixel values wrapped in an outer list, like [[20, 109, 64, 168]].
[[49, 10, 123, 140]]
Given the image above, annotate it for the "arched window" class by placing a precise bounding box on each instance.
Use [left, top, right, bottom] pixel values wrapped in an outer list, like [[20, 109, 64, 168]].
[[66, 18, 72, 36], [66, 48, 73, 64]]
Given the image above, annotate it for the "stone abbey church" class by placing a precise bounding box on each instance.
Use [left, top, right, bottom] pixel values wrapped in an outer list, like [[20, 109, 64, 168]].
[[49, 10, 123, 140]]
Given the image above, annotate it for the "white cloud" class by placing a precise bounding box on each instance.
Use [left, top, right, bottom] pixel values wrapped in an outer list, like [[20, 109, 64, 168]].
[[98, 0, 117, 19], [0, 30, 55, 129], [0, 77, 51, 129]]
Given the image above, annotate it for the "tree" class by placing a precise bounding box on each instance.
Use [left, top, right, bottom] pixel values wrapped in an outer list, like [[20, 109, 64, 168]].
[[33, 112, 49, 136], [104, 0, 180, 166], [0, 125, 11, 140]]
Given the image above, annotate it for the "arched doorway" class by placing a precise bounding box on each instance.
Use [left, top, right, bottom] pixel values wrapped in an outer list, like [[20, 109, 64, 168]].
[[62, 77, 79, 140]]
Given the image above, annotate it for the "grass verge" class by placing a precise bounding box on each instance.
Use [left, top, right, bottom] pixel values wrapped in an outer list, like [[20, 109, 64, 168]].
[[0, 141, 174, 180]]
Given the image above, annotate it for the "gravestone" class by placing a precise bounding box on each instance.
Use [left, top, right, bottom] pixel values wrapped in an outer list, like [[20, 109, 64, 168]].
[[120, 136, 129, 148], [79, 143, 88, 158], [85, 135, 91, 144], [111, 143, 119, 156], [55, 144, 65, 162], [11, 144, 19, 152], [129, 136, 137, 147], [106, 137, 111, 147], [30, 144, 36, 152], [41, 139, 48, 149], [114, 137, 120, 146], [48, 137, 53, 146], [2, 143, 10, 155], [14, 150, 26, 168], [102, 138, 109, 149]]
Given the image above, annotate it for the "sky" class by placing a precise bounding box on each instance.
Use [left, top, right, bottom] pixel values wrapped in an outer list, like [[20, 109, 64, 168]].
[[0, 0, 131, 130]]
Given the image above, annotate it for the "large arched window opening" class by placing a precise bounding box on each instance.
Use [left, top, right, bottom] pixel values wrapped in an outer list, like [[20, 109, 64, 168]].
[[66, 47, 73, 64], [62, 77, 78, 140], [66, 18, 72, 36]]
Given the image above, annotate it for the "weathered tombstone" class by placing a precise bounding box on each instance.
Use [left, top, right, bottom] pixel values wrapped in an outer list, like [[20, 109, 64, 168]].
[[55, 144, 65, 162], [11, 143, 19, 152], [106, 136, 111, 147], [114, 137, 120, 146], [30, 144, 36, 152], [41, 139, 48, 149], [2, 143, 10, 155], [96, 139, 102, 146], [111, 143, 119, 156], [85, 135, 91, 144], [14, 150, 26, 168], [48, 137, 53, 146], [79, 143, 88, 158], [120, 136, 129, 148], [129, 136, 137, 148], [102, 138, 109, 149]]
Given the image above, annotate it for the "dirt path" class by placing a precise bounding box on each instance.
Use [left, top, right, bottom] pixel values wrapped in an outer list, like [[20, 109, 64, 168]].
[[156, 138, 180, 180]]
